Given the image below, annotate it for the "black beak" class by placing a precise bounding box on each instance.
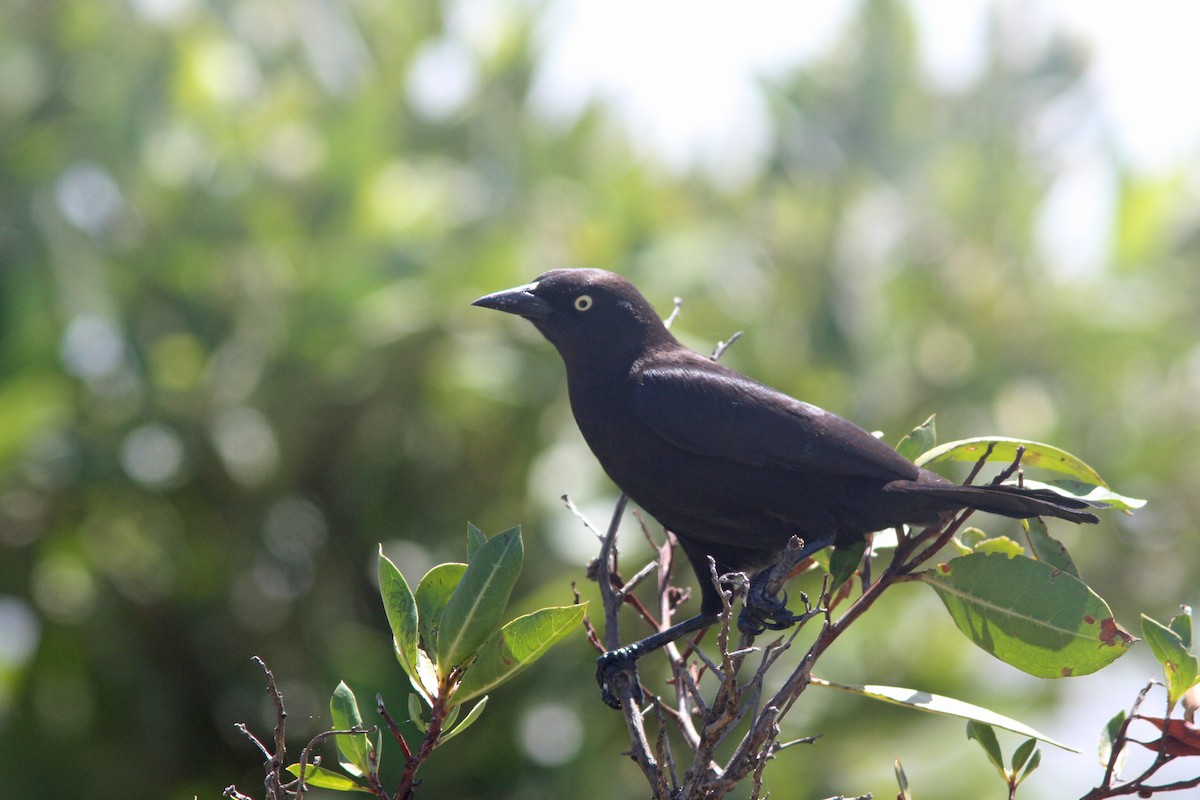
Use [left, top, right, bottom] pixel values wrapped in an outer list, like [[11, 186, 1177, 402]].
[[471, 282, 551, 320]]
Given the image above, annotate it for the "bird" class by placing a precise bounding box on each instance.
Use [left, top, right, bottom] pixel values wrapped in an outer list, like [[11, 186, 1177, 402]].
[[472, 268, 1099, 708]]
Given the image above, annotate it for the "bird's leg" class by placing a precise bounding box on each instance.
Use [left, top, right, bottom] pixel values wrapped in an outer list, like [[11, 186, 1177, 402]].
[[596, 612, 720, 709], [737, 567, 802, 634]]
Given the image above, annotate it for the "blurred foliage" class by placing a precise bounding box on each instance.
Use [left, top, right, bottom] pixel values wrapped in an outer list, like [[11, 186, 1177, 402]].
[[0, 0, 1198, 798]]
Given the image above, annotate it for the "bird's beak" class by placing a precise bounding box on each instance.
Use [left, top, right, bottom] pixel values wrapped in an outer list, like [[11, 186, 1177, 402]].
[[471, 282, 551, 320]]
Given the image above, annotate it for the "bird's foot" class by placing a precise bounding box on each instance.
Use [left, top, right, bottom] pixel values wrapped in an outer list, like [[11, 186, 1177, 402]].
[[595, 645, 644, 709], [738, 585, 800, 635]]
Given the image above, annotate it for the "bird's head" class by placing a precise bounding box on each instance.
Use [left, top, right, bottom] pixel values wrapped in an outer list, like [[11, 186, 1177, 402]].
[[472, 269, 677, 375]]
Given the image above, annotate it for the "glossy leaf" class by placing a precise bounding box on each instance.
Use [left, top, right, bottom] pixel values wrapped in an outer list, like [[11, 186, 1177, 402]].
[[1141, 614, 1200, 706], [1020, 477, 1145, 512], [378, 549, 422, 694], [896, 414, 937, 462], [918, 553, 1134, 678], [437, 527, 524, 671], [286, 763, 372, 793], [330, 682, 371, 778], [915, 437, 1107, 485], [415, 563, 467, 655], [813, 678, 1078, 751], [971, 535, 1024, 558], [451, 603, 586, 706]]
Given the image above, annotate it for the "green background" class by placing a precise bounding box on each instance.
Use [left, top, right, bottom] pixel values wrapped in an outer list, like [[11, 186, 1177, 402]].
[[1, 0, 1197, 797]]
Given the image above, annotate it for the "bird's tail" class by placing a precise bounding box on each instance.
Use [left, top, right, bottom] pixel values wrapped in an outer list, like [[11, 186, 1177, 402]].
[[905, 483, 1100, 524]]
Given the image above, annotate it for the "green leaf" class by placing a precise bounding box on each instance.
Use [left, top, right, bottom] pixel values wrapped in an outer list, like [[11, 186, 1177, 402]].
[[1141, 614, 1200, 706], [1018, 747, 1042, 783], [407, 693, 426, 732], [286, 763, 372, 793], [415, 563, 467, 655], [440, 697, 488, 745], [812, 678, 1078, 752], [1020, 477, 1145, 512], [452, 603, 587, 707], [436, 526, 524, 671], [1170, 606, 1193, 650], [971, 535, 1024, 558], [467, 522, 487, 561], [915, 437, 1108, 486], [896, 414, 937, 462], [1022, 517, 1079, 578], [828, 539, 866, 590], [378, 548, 422, 695], [1011, 738, 1038, 775], [330, 682, 372, 778], [1099, 710, 1127, 775], [966, 721, 1006, 777], [918, 553, 1134, 678]]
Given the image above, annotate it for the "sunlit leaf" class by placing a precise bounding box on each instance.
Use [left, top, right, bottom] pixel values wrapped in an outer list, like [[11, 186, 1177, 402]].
[[378, 548, 421, 693], [415, 563, 467, 656], [918, 553, 1134, 678], [1099, 710, 1127, 774], [896, 414, 936, 462], [437, 527, 523, 671], [971, 535, 1024, 558], [1141, 614, 1200, 707], [286, 763, 372, 793], [915, 437, 1107, 486], [330, 682, 372, 778], [812, 678, 1078, 751], [1022, 517, 1079, 578], [452, 603, 586, 707], [1018, 477, 1145, 512], [1171, 605, 1194, 650]]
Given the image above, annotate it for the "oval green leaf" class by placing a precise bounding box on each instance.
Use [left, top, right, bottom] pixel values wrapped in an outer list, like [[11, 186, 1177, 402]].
[[918, 552, 1134, 678], [378, 548, 421, 691], [436, 527, 523, 671], [286, 763, 372, 793], [330, 681, 371, 778], [915, 437, 1107, 486], [812, 678, 1078, 752], [1141, 614, 1200, 706], [415, 563, 466, 655], [966, 721, 1006, 776], [451, 603, 586, 707]]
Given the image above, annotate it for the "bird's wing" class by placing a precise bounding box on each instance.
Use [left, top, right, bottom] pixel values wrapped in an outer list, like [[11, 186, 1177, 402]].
[[633, 361, 920, 482]]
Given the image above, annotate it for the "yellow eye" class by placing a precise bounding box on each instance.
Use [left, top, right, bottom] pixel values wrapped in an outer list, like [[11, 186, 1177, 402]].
[[574, 294, 593, 312]]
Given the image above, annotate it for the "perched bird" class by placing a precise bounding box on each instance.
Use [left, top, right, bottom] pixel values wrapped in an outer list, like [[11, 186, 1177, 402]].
[[472, 269, 1098, 707]]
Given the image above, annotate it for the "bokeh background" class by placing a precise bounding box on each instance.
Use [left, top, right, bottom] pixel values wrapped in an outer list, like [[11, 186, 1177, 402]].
[[2, 0, 1198, 798]]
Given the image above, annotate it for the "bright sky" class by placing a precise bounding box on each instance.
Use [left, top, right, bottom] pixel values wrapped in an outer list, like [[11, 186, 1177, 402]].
[[530, 0, 1200, 176]]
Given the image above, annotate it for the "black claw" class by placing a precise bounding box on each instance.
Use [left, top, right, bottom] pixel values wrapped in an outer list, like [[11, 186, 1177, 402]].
[[595, 646, 643, 709], [739, 578, 802, 634]]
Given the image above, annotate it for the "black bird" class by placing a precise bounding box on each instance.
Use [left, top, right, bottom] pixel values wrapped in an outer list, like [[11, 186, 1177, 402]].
[[472, 269, 1098, 707]]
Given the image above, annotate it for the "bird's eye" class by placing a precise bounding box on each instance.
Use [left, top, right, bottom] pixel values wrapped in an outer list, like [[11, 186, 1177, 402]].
[[574, 294, 593, 312]]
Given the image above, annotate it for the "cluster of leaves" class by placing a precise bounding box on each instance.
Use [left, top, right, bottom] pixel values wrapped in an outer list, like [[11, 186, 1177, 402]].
[[274, 526, 585, 798]]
